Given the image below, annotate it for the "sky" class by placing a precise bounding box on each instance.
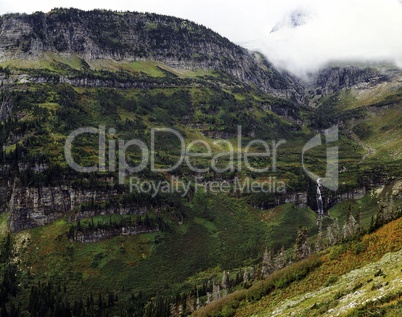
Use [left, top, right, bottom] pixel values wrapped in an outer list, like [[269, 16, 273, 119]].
[[0, 0, 401, 77]]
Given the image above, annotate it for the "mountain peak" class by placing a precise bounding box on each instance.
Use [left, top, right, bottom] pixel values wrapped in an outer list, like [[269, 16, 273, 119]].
[[271, 9, 311, 33]]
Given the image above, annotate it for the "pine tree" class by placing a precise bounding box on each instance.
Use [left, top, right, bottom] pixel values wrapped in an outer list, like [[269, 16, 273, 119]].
[[295, 226, 308, 261], [355, 207, 361, 235], [343, 204, 357, 240], [260, 247, 275, 278], [212, 282, 220, 302], [375, 202, 387, 228], [221, 270, 229, 296], [327, 218, 341, 245], [315, 220, 325, 252], [368, 215, 375, 233], [274, 245, 286, 270]]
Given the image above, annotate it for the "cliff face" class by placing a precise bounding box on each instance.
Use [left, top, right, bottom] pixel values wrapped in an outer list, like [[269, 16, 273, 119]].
[[5, 181, 371, 234], [0, 8, 399, 239], [0, 9, 304, 102], [1, 9, 392, 104], [309, 66, 388, 96], [6, 181, 169, 232]]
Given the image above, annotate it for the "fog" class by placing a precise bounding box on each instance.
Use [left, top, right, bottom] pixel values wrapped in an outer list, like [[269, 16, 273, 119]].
[[248, 0, 402, 77]]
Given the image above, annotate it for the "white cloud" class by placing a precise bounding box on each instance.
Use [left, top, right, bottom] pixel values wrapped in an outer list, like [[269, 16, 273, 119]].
[[0, 0, 401, 77], [248, 0, 402, 77]]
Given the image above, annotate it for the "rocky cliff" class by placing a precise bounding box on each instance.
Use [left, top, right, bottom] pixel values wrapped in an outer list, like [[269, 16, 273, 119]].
[[0, 8, 305, 102], [308, 66, 389, 97], [5, 181, 372, 234], [0, 8, 400, 239]]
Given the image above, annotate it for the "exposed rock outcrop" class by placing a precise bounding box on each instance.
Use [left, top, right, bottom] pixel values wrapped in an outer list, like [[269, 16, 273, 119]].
[[73, 226, 159, 243], [309, 66, 388, 96], [0, 9, 305, 102], [7, 183, 157, 232]]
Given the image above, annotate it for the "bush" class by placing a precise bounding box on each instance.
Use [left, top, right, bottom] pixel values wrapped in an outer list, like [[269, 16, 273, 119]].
[[324, 275, 339, 287], [193, 255, 322, 316], [328, 245, 347, 261], [352, 241, 367, 255]]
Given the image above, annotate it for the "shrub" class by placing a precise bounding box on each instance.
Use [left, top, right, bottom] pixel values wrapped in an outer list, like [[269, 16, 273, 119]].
[[328, 245, 347, 261], [352, 241, 367, 255], [193, 255, 322, 316], [324, 275, 339, 287]]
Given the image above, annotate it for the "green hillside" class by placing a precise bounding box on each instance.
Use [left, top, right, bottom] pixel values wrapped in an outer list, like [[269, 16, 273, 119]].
[[0, 8, 401, 317], [192, 183, 402, 317]]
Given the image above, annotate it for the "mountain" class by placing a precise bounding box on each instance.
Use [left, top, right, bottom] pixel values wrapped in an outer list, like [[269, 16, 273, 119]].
[[0, 8, 401, 317], [194, 192, 402, 316], [271, 9, 311, 33], [0, 8, 305, 102]]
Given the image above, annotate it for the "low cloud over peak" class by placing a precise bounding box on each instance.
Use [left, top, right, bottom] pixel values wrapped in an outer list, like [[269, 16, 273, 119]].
[[270, 9, 311, 33], [246, 0, 402, 78]]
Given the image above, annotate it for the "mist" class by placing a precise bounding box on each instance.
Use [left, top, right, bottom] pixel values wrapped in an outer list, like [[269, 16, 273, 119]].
[[244, 0, 402, 78]]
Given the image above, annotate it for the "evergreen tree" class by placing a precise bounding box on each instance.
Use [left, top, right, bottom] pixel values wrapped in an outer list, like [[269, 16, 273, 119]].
[[294, 226, 308, 261], [260, 247, 275, 278], [221, 271, 229, 296], [315, 220, 325, 252], [274, 245, 286, 270], [368, 215, 375, 233], [343, 204, 357, 240], [355, 207, 361, 235], [327, 218, 341, 245], [375, 202, 387, 228]]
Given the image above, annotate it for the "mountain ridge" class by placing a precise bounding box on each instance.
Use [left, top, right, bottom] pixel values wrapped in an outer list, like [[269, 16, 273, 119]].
[[0, 7, 401, 317], [1, 8, 399, 106], [0, 8, 306, 102]]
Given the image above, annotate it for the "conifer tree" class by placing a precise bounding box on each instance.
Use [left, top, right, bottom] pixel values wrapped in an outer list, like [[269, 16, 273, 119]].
[[343, 204, 357, 240], [260, 247, 275, 278], [274, 245, 286, 270], [315, 220, 325, 252], [295, 226, 308, 261], [221, 271, 229, 296]]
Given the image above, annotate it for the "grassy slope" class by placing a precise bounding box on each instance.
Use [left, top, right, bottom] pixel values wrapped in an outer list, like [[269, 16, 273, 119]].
[[191, 203, 402, 317], [0, 54, 214, 78], [3, 194, 320, 309], [337, 74, 402, 162], [1, 56, 401, 314], [191, 181, 402, 317], [232, 214, 402, 317]]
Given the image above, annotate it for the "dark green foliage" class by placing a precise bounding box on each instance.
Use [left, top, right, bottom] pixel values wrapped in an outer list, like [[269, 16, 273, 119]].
[[324, 275, 339, 287], [0, 235, 19, 309], [351, 241, 366, 255], [353, 122, 372, 140], [0, 12, 400, 316], [245, 256, 322, 302], [294, 226, 308, 261], [309, 93, 365, 130]]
